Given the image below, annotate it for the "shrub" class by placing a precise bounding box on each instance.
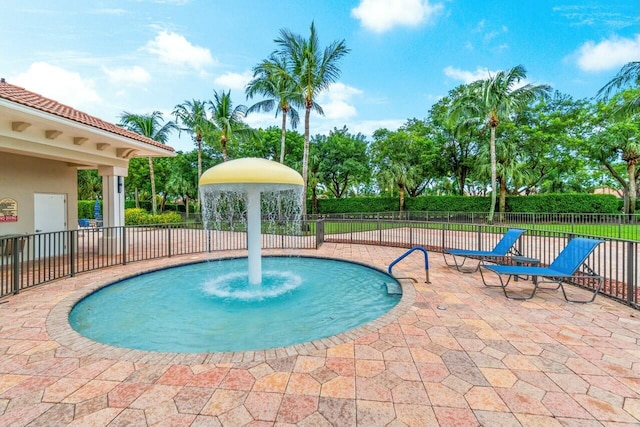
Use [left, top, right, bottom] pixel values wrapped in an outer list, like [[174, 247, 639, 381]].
[[125, 208, 182, 225], [315, 197, 398, 214], [407, 196, 491, 212], [506, 194, 619, 213], [78, 200, 99, 219], [311, 194, 621, 214]]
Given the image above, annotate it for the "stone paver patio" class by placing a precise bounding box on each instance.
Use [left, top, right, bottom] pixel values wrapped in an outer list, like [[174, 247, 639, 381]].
[[0, 243, 638, 426]]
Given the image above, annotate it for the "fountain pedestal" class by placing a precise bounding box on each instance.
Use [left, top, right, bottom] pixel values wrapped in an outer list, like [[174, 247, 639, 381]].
[[199, 158, 304, 285], [246, 188, 262, 284]]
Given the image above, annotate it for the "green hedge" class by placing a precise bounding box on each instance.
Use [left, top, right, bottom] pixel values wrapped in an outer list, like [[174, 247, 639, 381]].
[[124, 200, 152, 210], [506, 194, 619, 213], [406, 196, 492, 212], [122, 201, 196, 213], [124, 208, 183, 225], [313, 194, 621, 214], [78, 200, 101, 219], [315, 197, 399, 214]]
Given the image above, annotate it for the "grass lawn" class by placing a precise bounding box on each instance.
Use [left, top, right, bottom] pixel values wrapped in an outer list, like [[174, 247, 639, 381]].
[[185, 217, 638, 241], [319, 220, 638, 241]]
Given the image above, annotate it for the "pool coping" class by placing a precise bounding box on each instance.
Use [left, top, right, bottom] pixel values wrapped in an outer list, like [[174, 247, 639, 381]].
[[46, 254, 416, 365]]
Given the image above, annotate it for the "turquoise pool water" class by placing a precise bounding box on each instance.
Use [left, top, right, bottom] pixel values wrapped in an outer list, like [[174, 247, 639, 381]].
[[69, 257, 401, 353]]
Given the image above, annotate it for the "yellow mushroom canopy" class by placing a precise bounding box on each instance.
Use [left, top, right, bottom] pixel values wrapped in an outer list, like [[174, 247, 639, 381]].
[[199, 157, 303, 188]]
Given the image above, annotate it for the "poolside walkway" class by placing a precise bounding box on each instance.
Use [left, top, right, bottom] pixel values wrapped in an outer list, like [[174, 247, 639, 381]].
[[0, 243, 638, 426]]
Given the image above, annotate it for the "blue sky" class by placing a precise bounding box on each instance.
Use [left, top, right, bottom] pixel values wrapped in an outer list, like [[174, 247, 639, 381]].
[[1, 0, 638, 152]]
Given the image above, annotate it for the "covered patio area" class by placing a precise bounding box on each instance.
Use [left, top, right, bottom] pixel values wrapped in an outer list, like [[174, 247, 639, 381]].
[[0, 243, 638, 426]]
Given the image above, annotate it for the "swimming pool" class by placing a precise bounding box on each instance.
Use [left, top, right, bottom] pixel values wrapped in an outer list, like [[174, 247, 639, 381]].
[[69, 257, 401, 353]]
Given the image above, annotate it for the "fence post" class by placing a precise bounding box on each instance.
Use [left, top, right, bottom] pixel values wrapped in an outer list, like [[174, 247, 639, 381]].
[[315, 220, 324, 248], [11, 237, 20, 295], [122, 226, 127, 265], [69, 230, 76, 277], [627, 241, 635, 306], [167, 226, 172, 258]]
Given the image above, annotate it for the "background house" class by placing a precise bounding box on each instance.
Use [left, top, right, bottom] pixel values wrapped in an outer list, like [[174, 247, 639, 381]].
[[0, 78, 175, 242]]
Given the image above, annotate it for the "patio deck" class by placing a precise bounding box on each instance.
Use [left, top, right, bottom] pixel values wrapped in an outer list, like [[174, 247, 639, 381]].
[[0, 243, 638, 426]]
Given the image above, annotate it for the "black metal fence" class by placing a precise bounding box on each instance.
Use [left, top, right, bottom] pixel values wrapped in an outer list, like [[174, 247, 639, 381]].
[[309, 211, 640, 241], [1, 219, 637, 309], [320, 220, 638, 308]]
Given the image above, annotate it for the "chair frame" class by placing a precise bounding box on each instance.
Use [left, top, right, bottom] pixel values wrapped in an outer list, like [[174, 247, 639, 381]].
[[479, 237, 603, 303], [443, 228, 525, 273]]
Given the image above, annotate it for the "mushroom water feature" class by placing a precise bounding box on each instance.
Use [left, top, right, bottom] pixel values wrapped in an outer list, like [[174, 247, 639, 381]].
[[70, 157, 402, 353], [198, 158, 304, 285]]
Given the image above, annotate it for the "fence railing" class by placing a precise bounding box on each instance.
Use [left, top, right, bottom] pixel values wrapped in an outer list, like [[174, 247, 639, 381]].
[[319, 219, 638, 308], [307, 211, 640, 241], [1, 219, 637, 309]]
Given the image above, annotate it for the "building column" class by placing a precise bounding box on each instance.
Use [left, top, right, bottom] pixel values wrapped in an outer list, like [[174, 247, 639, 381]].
[[98, 166, 128, 254]]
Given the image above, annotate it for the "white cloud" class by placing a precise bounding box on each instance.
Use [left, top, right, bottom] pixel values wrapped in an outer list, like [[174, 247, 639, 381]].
[[575, 34, 640, 72], [444, 66, 496, 84], [103, 65, 150, 85], [12, 62, 101, 109], [145, 31, 215, 71], [351, 0, 443, 33], [317, 82, 363, 120], [214, 71, 253, 90], [444, 66, 535, 90], [244, 111, 279, 130], [347, 119, 405, 137]]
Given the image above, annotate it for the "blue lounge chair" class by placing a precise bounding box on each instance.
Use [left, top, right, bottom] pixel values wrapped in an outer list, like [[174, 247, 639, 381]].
[[443, 228, 525, 273], [479, 237, 603, 303]]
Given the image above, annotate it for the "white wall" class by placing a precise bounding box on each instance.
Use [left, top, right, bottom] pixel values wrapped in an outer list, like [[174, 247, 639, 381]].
[[0, 152, 78, 235]]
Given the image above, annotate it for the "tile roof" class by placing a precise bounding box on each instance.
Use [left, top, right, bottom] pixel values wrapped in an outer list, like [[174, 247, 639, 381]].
[[0, 79, 174, 152]]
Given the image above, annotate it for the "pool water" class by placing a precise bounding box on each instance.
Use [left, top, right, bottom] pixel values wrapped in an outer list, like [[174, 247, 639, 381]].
[[69, 257, 401, 353]]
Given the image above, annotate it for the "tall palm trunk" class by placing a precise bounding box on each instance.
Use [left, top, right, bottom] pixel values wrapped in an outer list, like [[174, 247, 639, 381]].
[[398, 182, 405, 212], [196, 135, 202, 213], [221, 135, 228, 162], [302, 104, 311, 216], [148, 157, 157, 215], [499, 176, 507, 222], [196, 135, 202, 178], [628, 161, 637, 215], [279, 109, 287, 164], [311, 186, 318, 214], [488, 125, 497, 223]]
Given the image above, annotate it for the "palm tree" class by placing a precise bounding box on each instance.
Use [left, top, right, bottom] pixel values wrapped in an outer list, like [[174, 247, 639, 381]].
[[119, 111, 175, 215], [173, 100, 211, 179], [597, 61, 640, 117], [246, 54, 302, 164], [166, 173, 196, 218], [450, 65, 550, 222], [476, 137, 531, 221], [275, 22, 349, 215], [77, 170, 102, 200], [209, 90, 250, 162]]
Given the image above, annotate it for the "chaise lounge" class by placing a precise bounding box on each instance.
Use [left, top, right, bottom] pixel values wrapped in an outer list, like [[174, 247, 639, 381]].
[[479, 237, 603, 303], [443, 228, 525, 273]]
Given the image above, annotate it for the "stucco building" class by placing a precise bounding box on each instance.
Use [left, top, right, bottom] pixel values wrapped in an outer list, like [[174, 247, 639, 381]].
[[0, 78, 175, 240]]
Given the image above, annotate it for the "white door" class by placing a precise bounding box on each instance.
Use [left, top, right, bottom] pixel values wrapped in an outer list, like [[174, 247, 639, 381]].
[[34, 193, 67, 257]]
